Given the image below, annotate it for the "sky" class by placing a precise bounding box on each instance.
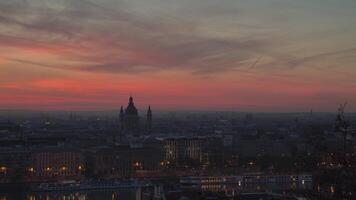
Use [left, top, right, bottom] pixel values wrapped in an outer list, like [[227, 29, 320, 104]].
[[0, 0, 356, 112]]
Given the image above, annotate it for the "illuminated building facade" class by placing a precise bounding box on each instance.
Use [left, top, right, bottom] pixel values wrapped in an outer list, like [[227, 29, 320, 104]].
[[164, 137, 205, 166], [30, 149, 84, 181]]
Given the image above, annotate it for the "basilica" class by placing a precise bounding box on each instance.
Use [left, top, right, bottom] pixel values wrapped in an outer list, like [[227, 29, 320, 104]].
[[119, 96, 152, 135]]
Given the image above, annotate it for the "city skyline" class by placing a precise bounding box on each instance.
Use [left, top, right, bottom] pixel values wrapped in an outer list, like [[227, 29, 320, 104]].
[[1, 0, 356, 111]]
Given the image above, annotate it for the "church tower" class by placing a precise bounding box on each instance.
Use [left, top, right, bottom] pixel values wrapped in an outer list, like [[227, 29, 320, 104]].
[[119, 105, 125, 131], [146, 105, 152, 134], [123, 96, 140, 133]]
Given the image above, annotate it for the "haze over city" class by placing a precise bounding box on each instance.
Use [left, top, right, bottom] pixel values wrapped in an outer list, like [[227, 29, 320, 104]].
[[1, 0, 356, 111], [2, 1, 356, 200]]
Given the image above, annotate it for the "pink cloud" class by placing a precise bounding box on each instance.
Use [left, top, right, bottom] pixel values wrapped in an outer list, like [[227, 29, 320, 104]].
[[1, 74, 355, 111]]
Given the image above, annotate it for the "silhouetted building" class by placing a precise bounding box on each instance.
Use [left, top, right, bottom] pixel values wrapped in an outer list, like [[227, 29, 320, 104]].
[[120, 96, 140, 135], [119, 96, 153, 138], [88, 145, 163, 179], [89, 147, 133, 179], [0, 148, 30, 183], [119, 106, 125, 133], [146, 105, 152, 134]]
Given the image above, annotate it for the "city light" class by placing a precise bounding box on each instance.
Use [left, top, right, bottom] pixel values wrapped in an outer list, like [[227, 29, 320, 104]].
[[0, 167, 7, 173], [331, 186, 335, 194], [28, 167, 35, 172]]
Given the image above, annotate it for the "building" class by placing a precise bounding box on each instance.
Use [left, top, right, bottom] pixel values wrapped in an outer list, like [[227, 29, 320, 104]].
[[120, 96, 140, 134], [29, 148, 84, 181], [146, 105, 152, 135], [163, 136, 228, 168], [164, 137, 205, 166], [88, 145, 164, 179], [119, 96, 152, 136], [88, 146, 133, 179], [0, 148, 30, 183], [131, 146, 164, 176]]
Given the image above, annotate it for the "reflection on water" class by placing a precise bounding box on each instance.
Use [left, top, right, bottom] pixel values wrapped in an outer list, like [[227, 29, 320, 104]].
[[199, 182, 313, 195], [0, 188, 141, 200], [0, 181, 313, 200], [204, 182, 312, 191]]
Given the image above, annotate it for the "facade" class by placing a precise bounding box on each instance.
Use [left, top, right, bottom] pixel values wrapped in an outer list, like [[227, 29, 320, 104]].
[[29, 148, 84, 181], [0, 147, 83, 182], [89, 147, 133, 179], [131, 147, 163, 172], [89, 145, 163, 179], [163, 136, 226, 168], [0, 148, 30, 183], [164, 137, 205, 166]]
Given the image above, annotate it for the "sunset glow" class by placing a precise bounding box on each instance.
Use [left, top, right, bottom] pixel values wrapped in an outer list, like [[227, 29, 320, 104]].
[[1, 0, 356, 111]]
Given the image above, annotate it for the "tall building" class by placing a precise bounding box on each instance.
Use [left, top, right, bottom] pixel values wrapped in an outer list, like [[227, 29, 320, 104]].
[[119, 106, 125, 131], [125, 96, 140, 131], [119, 96, 152, 137], [119, 96, 151, 136], [146, 105, 152, 134]]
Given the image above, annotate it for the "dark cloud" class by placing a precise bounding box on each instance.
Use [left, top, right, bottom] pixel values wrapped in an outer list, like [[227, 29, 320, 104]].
[[287, 48, 356, 69], [1, 0, 356, 76], [0, 0, 269, 75]]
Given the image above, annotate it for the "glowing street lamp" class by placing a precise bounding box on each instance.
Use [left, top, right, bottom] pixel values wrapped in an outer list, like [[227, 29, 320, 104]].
[[0, 166, 7, 173], [28, 167, 35, 173]]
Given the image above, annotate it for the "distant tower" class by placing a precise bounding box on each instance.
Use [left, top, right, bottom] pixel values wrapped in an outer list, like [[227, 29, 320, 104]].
[[335, 102, 350, 167], [146, 105, 152, 134], [119, 105, 125, 132], [123, 96, 140, 133]]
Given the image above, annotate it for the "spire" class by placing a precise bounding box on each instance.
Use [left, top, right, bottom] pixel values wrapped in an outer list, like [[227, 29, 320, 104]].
[[126, 96, 138, 115], [119, 105, 125, 138], [119, 105, 124, 121], [147, 105, 152, 118], [148, 105, 151, 113], [146, 105, 152, 134], [120, 105, 124, 113]]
